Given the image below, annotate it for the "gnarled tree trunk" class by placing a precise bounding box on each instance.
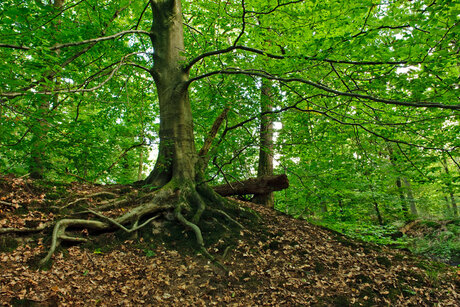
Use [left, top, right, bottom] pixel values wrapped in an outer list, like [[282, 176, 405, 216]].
[[144, 0, 197, 186], [39, 0, 249, 267]]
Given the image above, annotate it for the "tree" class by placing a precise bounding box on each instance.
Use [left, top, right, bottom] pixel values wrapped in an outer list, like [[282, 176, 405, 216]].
[[253, 80, 275, 207], [1, 0, 458, 265]]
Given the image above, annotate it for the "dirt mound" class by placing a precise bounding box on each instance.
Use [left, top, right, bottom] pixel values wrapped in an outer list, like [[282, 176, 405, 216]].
[[0, 177, 459, 306]]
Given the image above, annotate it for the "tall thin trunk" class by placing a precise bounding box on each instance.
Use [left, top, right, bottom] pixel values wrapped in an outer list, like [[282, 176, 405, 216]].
[[138, 149, 144, 181], [253, 80, 275, 207], [145, 0, 197, 186], [338, 197, 345, 221], [29, 115, 47, 179], [445, 196, 451, 214], [320, 200, 328, 213], [450, 193, 458, 216], [369, 183, 384, 225], [396, 177, 409, 219], [373, 200, 383, 225], [403, 178, 417, 216], [387, 145, 409, 220], [441, 156, 458, 216]]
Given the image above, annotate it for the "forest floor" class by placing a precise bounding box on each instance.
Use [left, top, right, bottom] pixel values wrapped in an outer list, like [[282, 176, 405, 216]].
[[0, 175, 459, 306]]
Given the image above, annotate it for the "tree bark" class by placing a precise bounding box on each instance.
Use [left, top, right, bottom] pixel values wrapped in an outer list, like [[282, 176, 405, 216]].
[[253, 79, 275, 207], [403, 177, 418, 216], [137, 149, 144, 181], [387, 145, 409, 220], [441, 156, 458, 216], [212, 174, 289, 197], [144, 0, 197, 186], [395, 177, 409, 219]]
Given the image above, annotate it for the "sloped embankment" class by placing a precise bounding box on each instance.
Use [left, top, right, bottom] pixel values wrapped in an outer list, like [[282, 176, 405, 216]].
[[0, 177, 459, 306]]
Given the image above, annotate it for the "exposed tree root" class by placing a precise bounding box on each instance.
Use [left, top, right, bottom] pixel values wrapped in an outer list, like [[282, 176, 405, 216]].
[[0, 200, 16, 208], [60, 191, 120, 209], [39, 189, 176, 266], [24, 181, 253, 272], [85, 209, 161, 234], [40, 219, 107, 265], [97, 197, 131, 211], [209, 208, 244, 229], [0, 222, 53, 234]]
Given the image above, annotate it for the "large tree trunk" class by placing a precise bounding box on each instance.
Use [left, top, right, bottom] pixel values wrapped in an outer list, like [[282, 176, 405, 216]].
[[253, 80, 275, 207], [144, 0, 197, 186], [213, 174, 289, 197]]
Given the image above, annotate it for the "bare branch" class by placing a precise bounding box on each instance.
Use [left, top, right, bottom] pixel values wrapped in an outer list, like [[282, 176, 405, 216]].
[[188, 69, 460, 110], [50, 30, 151, 50], [0, 53, 145, 98], [185, 45, 408, 71], [246, 0, 306, 15], [95, 142, 146, 180], [293, 105, 453, 152], [38, 0, 88, 29], [0, 43, 30, 50], [126, 62, 152, 73], [233, 0, 247, 46], [199, 107, 230, 158], [133, 1, 150, 30], [0, 30, 150, 52]]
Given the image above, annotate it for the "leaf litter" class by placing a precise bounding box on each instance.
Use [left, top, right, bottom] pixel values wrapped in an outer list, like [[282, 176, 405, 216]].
[[0, 175, 459, 306]]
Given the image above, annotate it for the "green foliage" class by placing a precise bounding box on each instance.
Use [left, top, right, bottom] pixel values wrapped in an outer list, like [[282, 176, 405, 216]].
[[144, 249, 156, 258], [314, 220, 408, 247], [410, 219, 460, 264]]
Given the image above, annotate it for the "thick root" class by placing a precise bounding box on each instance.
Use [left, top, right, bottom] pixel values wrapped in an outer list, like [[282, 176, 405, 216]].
[[0, 200, 16, 208], [38, 181, 249, 272], [175, 205, 228, 271], [0, 222, 52, 235], [39, 189, 175, 266], [209, 208, 244, 229], [40, 219, 108, 265]]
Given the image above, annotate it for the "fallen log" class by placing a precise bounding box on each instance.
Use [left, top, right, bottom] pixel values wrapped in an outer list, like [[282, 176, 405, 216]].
[[212, 174, 289, 197]]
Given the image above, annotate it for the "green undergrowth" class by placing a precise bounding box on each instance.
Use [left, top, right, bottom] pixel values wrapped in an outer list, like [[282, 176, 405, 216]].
[[313, 221, 409, 247], [310, 218, 460, 266], [409, 219, 460, 266]]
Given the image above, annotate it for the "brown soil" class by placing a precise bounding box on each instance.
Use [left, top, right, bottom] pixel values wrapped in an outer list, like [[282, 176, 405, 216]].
[[0, 175, 459, 306]]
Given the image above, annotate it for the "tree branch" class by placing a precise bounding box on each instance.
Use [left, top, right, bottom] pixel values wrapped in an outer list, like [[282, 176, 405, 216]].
[[199, 107, 230, 158], [233, 0, 247, 46], [0, 53, 144, 98], [50, 30, 151, 50], [184, 45, 408, 71], [293, 105, 454, 152], [0, 30, 151, 52], [188, 69, 460, 110], [0, 43, 30, 50]]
